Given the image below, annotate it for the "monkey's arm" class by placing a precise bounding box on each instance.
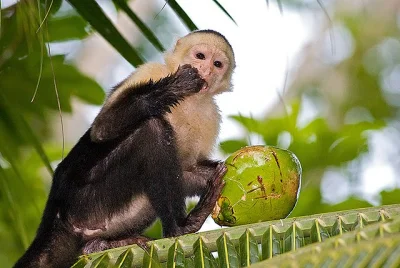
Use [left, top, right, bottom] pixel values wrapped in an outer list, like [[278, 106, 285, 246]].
[[91, 65, 204, 142]]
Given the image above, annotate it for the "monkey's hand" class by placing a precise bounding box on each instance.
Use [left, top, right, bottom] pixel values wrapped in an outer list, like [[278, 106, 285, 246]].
[[170, 64, 205, 95]]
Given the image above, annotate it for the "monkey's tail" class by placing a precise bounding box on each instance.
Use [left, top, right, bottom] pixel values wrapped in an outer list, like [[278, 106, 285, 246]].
[[14, 196, 82, 268]]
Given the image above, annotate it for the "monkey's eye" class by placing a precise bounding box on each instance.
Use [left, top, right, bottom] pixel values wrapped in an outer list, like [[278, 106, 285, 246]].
[[196, 53, 205, 60], [214, 61, 223, 68]]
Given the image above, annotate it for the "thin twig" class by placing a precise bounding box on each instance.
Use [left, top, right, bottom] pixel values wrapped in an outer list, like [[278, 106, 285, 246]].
[[316, 0, 336, 55], [282, 53, 289, 95], [31, 0, 44, 102], [36, 0, 53, 33], [154, 0, 168, 20], [45, 19, 65, 159]]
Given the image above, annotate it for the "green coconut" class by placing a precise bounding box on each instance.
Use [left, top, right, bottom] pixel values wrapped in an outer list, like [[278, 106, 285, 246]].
[[212, 145, 302, 226]]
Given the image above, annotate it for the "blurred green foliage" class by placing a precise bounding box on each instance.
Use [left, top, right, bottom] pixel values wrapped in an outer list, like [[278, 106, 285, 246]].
[[219, 1, 400, 217], [1, 0, 104, 266]]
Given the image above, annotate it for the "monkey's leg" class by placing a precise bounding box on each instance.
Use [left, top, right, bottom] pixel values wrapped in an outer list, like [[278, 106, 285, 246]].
[[143, 139, 188, 237], [82, 163, 226, 252], [179, 163, 227, 234], [14, 218, 82, 268]]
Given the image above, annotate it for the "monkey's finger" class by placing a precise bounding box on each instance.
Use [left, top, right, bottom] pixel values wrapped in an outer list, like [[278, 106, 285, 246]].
[[212, 163, 228, 183], [82, 239, 110, 255], [136, 241, 150, 253]]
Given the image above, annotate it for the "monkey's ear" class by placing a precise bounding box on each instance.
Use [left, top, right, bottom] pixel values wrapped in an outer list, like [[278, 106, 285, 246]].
[[173, 38, 182, 52]]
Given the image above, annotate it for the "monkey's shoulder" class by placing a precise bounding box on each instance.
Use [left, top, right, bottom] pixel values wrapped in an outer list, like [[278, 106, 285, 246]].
[[127, 63, 172, 87], [106, 63, 172, 106]]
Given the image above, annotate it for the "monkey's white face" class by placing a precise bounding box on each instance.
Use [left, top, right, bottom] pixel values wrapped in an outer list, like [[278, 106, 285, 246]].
[[183, 44, 231, 94]]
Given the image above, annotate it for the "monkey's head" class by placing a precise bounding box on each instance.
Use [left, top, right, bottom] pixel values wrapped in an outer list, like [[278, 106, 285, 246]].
[[165, 30, 236, 95]]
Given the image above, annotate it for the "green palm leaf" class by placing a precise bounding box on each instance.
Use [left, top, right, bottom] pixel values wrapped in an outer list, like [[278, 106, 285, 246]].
[[74, 204, 400, 267]]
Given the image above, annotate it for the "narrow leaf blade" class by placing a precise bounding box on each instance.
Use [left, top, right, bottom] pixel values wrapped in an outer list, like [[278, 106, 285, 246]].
[[283, 222, 305, 252], [113, 0, 165, 51], [193, 237, 217, 268], [261, 225, 281, 259], [143, 244, 162, 268], [71, 257, 89, 268], [90, 253, 111, 268], [114, 248, 135, 268], [67, 0, 144, 66], [167, 240, 185, 268], [216, 232, 239, 268], [212, 0, 237, 25], [310, 219, 330, 243], [239, 229, 259, 267], [167, 0, 197, 31]]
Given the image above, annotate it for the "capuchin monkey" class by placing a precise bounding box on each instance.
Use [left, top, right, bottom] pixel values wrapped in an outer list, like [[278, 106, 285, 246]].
[[15, 29, 235, 268]]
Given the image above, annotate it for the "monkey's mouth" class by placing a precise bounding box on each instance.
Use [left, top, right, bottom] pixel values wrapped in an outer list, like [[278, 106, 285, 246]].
[[200, 82, 209, 92]]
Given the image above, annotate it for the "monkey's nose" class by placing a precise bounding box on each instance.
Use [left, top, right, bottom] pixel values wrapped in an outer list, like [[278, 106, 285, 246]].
[[199, 67, 212, 79]]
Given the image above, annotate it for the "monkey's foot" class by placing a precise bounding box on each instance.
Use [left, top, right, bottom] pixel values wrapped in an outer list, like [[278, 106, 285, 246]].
[[200, 162, 227, 209], [182, 163, 227, 234], [83, 235, 150, 254]]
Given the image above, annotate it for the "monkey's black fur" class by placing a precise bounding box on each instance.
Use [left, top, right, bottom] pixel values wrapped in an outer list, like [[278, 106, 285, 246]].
[[15, 65, 226, 268]]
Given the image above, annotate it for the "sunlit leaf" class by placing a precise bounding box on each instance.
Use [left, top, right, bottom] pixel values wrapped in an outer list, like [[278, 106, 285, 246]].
[[381, 189, 400, 205], [47, 14, 89, 42], [219, 139, 248, 154]]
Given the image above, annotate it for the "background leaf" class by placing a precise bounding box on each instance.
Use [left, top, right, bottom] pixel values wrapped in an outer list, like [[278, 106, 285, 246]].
[[67, 0, 144, 66]]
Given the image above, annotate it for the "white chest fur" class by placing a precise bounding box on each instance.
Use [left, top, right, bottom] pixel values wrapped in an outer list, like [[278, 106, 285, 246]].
[[166, 95, 221, 168]]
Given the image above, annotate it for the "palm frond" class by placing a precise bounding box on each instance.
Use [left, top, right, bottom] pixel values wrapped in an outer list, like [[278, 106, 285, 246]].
[[74, 204, 400, 267]]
